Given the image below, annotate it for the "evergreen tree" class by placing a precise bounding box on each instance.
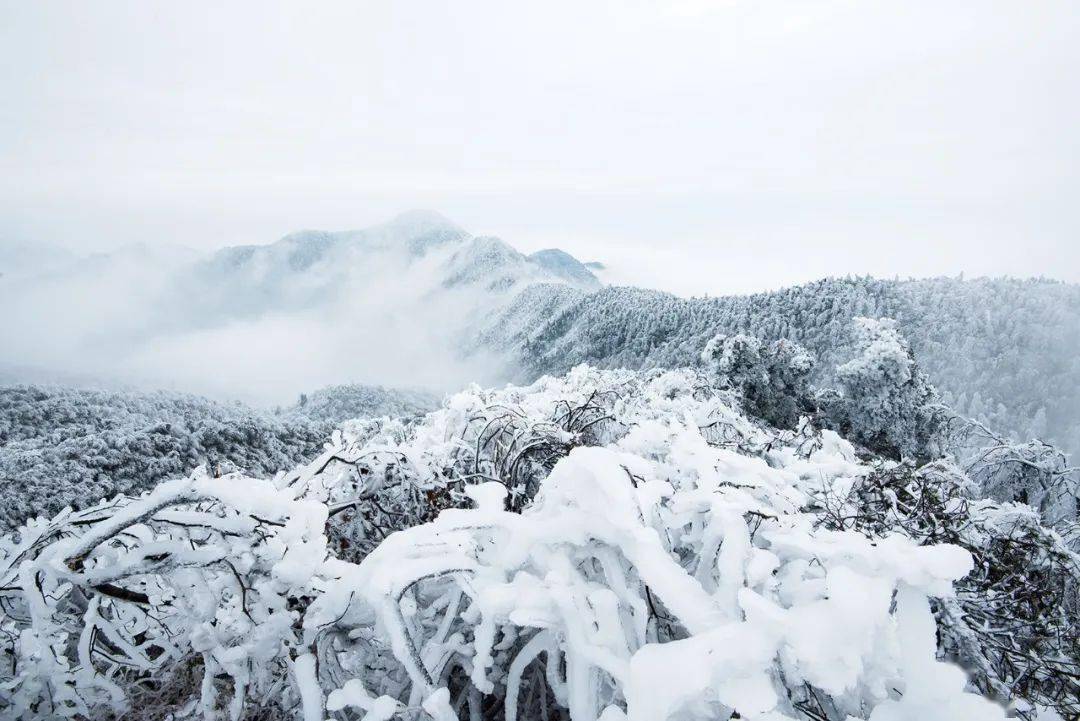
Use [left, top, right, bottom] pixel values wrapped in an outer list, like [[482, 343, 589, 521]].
[[821, 317, 945, 462]]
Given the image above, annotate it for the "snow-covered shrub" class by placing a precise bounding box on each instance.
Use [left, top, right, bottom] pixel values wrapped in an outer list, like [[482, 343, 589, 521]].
[[0, 470, 329, 720], [820, 318, 947, 463], [0, 367, 1048, 720], [814, 459, 1080, 717], [953, 504, 1080, 716], [963, 425, 1078, 525], [700, 334, 815, 430], [308, 448, 1000, 721]]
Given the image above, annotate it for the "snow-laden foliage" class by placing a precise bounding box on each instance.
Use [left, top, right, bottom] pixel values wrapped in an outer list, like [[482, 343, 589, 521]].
[[0, 367, 1071, 720], [962, 421, 1079, 526], [818, 318, 947, 463], [700, 334, 815, 431], [815, 460, 1080, 716]]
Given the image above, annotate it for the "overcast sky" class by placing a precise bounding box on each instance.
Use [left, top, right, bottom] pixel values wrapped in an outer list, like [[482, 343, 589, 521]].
[[2, 0, 1077, 296]]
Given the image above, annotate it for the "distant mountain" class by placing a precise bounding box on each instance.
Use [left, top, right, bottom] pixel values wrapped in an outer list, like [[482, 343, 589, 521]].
[[167, 211, 600, 324], [0, 239, 76, 281], [0, 211, 600, 401], [200, 210, 468, 277], [528, 249, 603, 289], [0, 240, 196, 284]]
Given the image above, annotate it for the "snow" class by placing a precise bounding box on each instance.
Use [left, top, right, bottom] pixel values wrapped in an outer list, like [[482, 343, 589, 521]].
[[292, 653, 325, 721], [326, 679, 399, 719], [867, 586, 1007, 720]]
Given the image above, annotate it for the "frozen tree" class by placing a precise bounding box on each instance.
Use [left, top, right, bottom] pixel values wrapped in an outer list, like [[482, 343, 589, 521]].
[[760, 338, 817, 429], [964, 420, 1079, 525], [820, 317, 946, 462], [701, 334, 815, 429], [701, 333, 769, 401]]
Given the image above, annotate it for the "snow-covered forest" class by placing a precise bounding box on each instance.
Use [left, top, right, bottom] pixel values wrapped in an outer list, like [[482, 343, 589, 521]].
[[493, 275, 1080, 459], [1, 321, 1077, 720], [0, 384, 435, 532], [283, 385, 439, 425]]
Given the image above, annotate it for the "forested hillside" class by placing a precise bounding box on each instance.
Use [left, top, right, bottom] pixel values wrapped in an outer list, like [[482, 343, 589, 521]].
[[0, 383, 438, 530], [281, 383, 440, 424], [494, 276, 1080, 457]]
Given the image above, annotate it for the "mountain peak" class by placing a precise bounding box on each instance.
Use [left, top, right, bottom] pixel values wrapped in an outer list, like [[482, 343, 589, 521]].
[[529, 248, 601, 288], [378, 210, 469, 255]]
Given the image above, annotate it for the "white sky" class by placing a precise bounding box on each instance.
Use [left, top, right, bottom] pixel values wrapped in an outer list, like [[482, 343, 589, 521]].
[[2, 0, 1078, 296]]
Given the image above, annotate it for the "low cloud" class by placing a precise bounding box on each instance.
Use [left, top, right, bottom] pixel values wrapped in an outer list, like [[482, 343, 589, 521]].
[[0, 237, 510, 406]]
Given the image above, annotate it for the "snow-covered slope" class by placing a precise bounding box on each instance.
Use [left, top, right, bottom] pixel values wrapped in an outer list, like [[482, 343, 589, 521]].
[[528, 248, 603, 288]]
